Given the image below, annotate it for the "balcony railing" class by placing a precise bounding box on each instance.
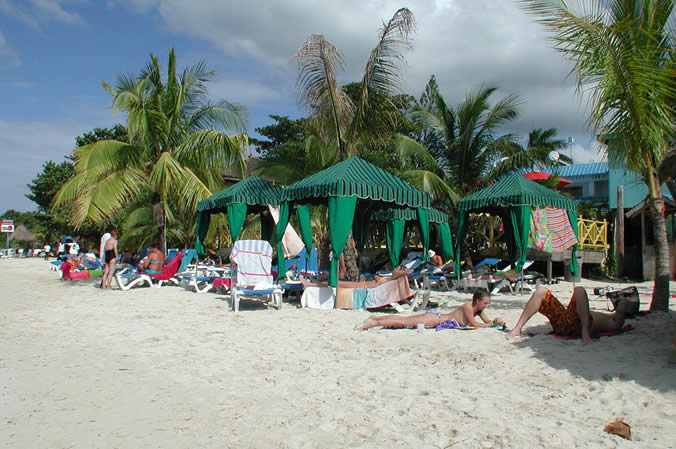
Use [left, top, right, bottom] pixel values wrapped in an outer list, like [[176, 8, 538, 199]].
[[577, 217, 610, 250]]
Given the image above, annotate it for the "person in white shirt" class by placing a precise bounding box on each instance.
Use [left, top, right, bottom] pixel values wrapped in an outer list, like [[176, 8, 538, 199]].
[[57, 241, 66, 260], [99, 226, 115, 288], [69, 241, 80, 256], [43, 244, 51, 260]]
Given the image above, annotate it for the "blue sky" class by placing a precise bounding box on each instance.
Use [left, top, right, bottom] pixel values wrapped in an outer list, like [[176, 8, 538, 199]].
[[0, 0, 607, 212]]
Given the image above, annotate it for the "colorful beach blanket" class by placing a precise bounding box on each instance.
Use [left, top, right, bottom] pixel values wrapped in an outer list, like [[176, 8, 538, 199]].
[[529, 207, 578, 252]]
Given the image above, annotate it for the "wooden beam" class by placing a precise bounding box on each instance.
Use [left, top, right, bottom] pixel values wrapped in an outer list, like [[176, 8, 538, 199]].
[[615, 185, 624, 279]]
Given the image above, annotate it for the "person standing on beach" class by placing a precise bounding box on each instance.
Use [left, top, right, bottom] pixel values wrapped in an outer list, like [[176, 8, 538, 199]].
[[507, 286, 627, 344], [43, 243, 51, 260], [99, 226, 115, 288], [56, 239, 66, 260], [102, 230, 119, 290]]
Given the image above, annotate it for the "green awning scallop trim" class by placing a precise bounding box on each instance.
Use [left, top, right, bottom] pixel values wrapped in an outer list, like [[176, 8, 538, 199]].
[[371, 207, 448, 223], [458, 174, 577, 213], [196, 176, 282, 212], [281, 157, 431, 209]]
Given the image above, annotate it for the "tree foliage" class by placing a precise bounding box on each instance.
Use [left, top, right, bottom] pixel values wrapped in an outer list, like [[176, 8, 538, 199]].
[[52, 48, 249, 251], [520, 0, 675, 310]]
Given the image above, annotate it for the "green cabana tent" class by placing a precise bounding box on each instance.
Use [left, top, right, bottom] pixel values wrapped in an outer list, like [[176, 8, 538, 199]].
[[454, 174, 579, 279], [370, 207, 454, 267], [195, 176, 282, 254], [276, 157, 432, 286]]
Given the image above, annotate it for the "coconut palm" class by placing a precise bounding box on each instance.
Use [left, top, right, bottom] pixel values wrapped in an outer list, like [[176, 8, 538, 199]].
[[293, 7, 415, 162], [53, 49, 248, 251], [520, 0, 675, 311], [396, 76, 524, 201]]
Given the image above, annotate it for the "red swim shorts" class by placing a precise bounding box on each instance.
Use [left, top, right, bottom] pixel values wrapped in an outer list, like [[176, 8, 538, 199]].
[[538, 289, 584, 337]]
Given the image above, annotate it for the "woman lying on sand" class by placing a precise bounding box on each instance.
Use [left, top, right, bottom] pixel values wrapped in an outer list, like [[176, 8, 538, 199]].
[[360, 290, 505, 330]]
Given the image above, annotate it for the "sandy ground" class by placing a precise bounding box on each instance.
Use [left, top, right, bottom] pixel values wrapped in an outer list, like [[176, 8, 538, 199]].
[[1, 258, 675, 449]]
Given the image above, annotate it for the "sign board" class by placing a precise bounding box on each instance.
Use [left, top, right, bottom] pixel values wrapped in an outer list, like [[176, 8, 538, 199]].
[[1, 220, 14, 233]]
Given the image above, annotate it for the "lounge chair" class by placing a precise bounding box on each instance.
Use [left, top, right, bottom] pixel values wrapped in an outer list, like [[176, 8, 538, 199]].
[[229, 240, 282, 312], [489, 261, 540, 294], [114, 251, 184, 290]]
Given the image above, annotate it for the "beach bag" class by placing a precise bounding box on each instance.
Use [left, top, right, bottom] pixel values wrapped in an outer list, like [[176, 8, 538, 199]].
[[606, 286, 640, 318]]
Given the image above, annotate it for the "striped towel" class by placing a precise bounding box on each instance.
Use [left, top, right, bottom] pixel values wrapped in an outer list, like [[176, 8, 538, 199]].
[[230, 240, 274, 287], [529, 207, 578, 252]]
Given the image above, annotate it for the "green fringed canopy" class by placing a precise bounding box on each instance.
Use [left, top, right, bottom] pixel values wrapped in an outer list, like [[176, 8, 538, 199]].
[[371, 207, 448, 223], [277, 157, 433, 286], [195, 176, 282, 254], [454, 174, 578, 279], [197, 176, 282, 211], [280, 157, 430, 208]]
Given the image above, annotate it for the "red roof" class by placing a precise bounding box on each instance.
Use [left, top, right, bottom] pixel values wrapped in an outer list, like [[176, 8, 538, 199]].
[[523, 171, 572, 188]]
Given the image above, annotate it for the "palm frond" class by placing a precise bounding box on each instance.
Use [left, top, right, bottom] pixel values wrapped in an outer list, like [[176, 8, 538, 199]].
[[294, 34, 354, 157], [353, 8, 416, 137]]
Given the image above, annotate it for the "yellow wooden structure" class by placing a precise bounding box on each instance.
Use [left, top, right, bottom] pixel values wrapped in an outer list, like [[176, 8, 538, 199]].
[[480, 215, 608, 251], [577, 217, 610, 250]]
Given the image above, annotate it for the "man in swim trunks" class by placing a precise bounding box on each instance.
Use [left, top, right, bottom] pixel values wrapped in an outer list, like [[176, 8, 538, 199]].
[[360, 290, 504, 330], [507, 286, 627, 344]]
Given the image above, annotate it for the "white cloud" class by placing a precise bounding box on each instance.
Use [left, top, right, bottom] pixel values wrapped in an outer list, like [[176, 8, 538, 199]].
[[208, 78, 288, 106], [0, 31, 20, 67], [112, 0, 595, 144], [0, 0, 82, 29], [0, 120, 85, 212]]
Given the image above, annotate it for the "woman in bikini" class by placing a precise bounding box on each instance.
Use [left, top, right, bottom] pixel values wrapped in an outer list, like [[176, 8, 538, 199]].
[[138, 243, 166, 274], [360, 290, 504, 330]]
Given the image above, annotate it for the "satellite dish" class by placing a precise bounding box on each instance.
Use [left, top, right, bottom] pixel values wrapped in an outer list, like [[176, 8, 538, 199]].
[[548, 151, 560, 162]]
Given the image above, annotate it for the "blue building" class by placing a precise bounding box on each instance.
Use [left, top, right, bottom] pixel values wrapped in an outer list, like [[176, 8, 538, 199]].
[[538, 162, 675, 280]]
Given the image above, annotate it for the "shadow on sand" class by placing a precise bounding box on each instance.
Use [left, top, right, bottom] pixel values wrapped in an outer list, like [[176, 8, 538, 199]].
[[513, 311, 676, 392]]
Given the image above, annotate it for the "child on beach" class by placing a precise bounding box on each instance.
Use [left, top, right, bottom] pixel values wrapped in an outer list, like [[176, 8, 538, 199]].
[[360, 290, 504, 330]]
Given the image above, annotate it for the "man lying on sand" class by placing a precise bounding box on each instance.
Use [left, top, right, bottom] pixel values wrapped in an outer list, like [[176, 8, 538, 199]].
[[360, 290, 504, 330], [507, 286, 627, 344]]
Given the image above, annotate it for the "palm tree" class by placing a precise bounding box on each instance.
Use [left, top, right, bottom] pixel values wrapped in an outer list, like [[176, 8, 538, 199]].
[[293, 7, 415, 162], [53, 49, 248, 251], [396, 76, 524, 200], [520, 0, 675, 311]]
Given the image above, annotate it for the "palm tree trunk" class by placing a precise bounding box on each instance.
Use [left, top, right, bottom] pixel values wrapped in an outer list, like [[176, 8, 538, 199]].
[[650, 196, 670, 311]]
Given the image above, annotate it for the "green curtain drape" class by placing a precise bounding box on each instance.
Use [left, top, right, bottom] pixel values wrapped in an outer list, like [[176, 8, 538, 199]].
[[416, 207, 430, 261], [195, 210, 210, 255], [328, 196, 357, 287], [509, 206, 532, 274], [260, 210, 275, 243], [274, 202, 291, 274], [567, 210, 579, 277], [352, 208, 371, 254], [438, 222, 454, 262], [295, 204, 313, 270], [226, 203, 247, 242], [454, 211, 469, 278], [386, 219, 406, 269]]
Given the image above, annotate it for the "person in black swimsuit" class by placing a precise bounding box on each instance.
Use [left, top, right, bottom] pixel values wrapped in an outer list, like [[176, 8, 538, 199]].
[[102, 230, 119, 290]]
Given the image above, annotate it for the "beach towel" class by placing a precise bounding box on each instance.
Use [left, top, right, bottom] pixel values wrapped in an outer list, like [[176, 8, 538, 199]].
[[301, 286, 335, 309], [365, 276, 413, 309], [230, 240, 274, 287], [529, 207, 577, 252], [268, 205, 305, 258]]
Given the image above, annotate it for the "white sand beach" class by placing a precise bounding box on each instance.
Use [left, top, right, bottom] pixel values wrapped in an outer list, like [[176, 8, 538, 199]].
[[1, 258, 675, 448]]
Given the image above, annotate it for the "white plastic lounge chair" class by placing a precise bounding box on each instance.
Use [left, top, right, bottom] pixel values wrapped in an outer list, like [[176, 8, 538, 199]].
[[489, 261, 535, 295], [229, 240, 282, 312]]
